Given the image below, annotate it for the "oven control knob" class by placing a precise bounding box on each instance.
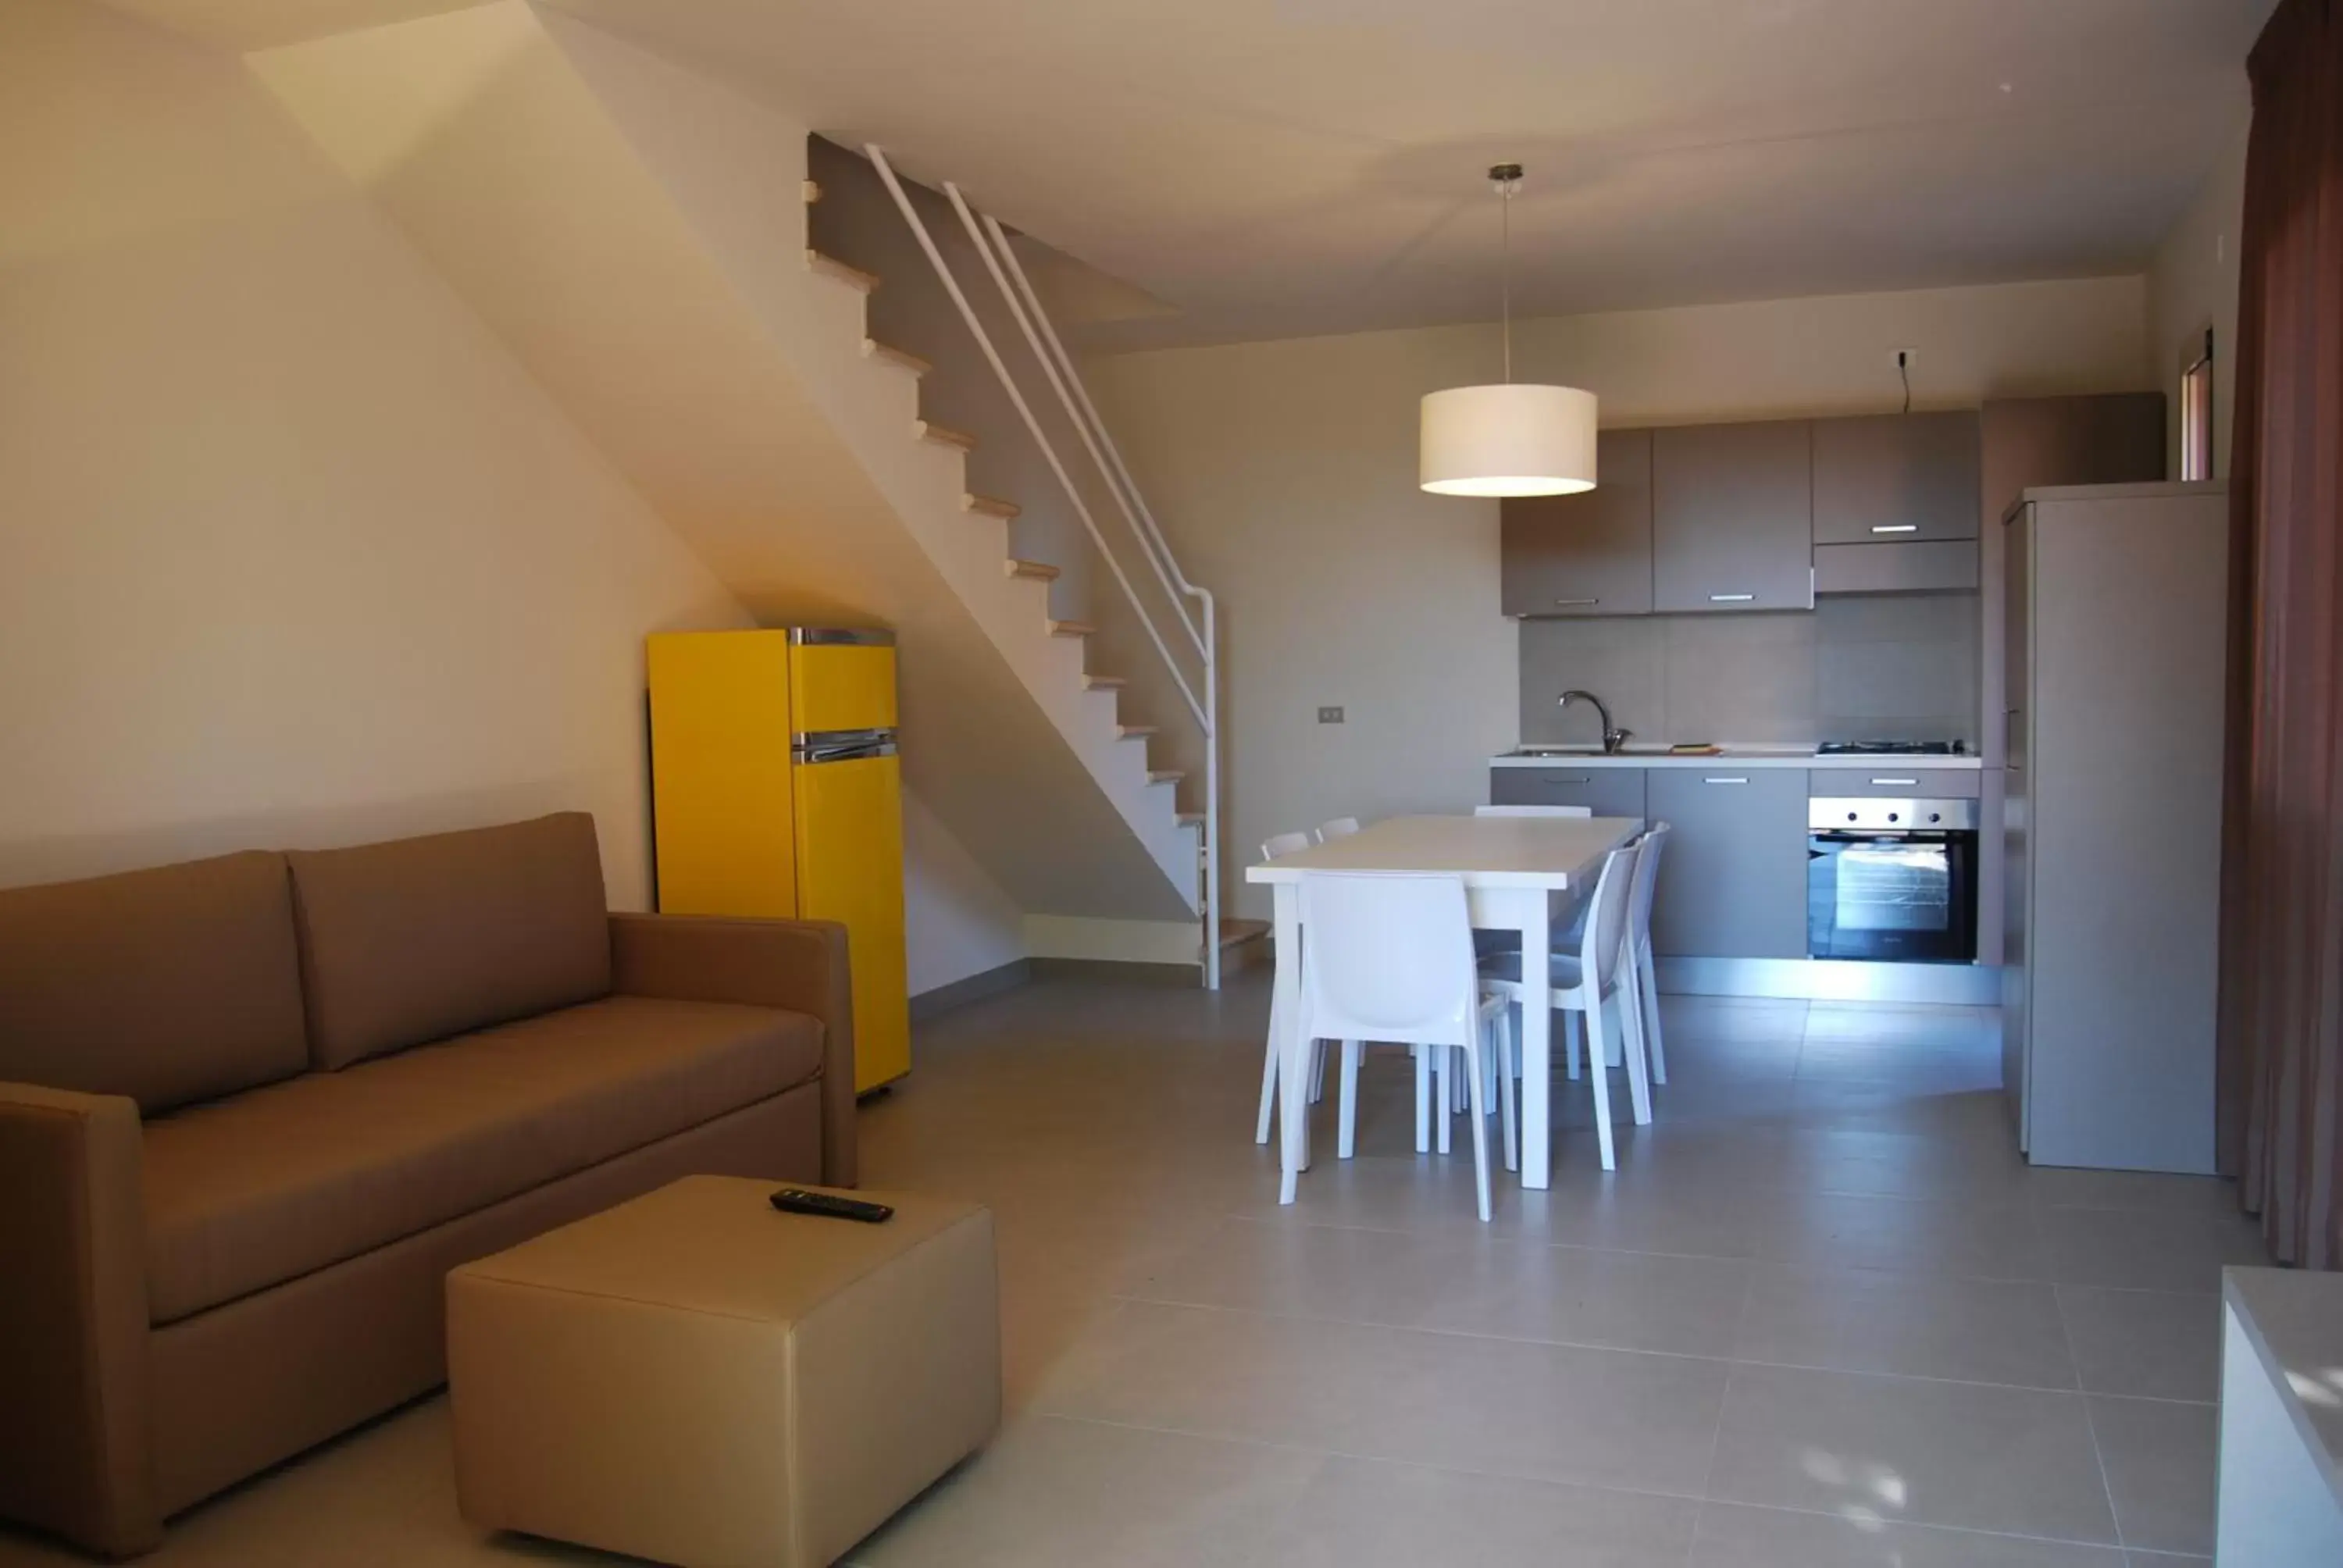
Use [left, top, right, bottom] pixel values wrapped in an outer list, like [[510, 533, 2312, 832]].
[[1846, 812, 1858, 823], [1887, 812, 1900, 824], [1929, 811, 1941, 823]]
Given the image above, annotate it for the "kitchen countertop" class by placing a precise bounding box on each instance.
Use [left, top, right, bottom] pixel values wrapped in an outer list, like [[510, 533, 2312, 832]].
[[1491, 747, 1984, 770]]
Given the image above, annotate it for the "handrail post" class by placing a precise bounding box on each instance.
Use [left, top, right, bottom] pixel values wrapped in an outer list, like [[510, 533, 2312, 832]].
[[1203, 593, 1221, 991]]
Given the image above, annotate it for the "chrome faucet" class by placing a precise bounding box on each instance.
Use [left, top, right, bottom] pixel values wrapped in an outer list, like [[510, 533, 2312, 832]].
[[1558, 690, 1632, 754]]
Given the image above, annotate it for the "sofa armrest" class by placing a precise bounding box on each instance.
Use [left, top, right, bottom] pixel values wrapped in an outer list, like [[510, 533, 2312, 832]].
[[608, 914, 858, 1188], [0, 1083, 158, 1559]]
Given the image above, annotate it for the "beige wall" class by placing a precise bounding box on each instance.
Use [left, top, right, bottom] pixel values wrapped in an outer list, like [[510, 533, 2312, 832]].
[[0, 0, 754, 905], [1, 0, 1027, 1003], [1090, 275, 2152, 917], [2149, 119, 2249, 480]]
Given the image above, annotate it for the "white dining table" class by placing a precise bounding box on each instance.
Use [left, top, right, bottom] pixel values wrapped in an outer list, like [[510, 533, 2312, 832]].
[[1246, 813, 1642, 1196]]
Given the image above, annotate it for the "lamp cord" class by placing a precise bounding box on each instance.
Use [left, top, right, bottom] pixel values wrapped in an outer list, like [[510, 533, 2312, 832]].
[[1500, 176, 1513, 384]]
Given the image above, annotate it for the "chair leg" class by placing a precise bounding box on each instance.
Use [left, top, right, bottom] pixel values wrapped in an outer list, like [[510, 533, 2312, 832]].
[[1618, 978, 1653, 1128], [1308, 1039, 1327, 1103], [1435, 1045, 1453, 1154], [1465, 1033, 1492, 1222], [1639, 940, 1667, 1085], [1414, 1044, 1432, 1154], [1255, 992, 1283, 1145], [1496, 1008, 1519, 1174], [1582, 1002, 1616, 1171], [1564, 1003, 1583, 1079], [1337, 1040, 1363, 1159]]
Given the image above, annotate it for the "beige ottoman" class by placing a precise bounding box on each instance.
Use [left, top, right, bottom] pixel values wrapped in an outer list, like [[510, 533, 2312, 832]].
[[447, 1175, 999, 1568]]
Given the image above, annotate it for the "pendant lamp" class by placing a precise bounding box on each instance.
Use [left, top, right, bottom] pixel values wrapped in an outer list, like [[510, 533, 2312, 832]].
[[1419, 164, 1597, 497]]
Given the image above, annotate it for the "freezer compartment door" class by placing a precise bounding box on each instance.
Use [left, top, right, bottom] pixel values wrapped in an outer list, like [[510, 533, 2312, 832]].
[[793, 752, 911, 1092], [790, 638, 897, 736]]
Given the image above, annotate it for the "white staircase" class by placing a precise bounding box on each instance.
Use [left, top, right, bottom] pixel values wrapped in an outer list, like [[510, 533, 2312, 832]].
[[247, 0, 1242, 968]]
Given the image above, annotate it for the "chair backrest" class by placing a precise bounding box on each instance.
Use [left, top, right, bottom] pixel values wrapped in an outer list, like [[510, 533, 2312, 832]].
[[1475, 804, 1593, 818], [1625, 821, 1671, 943], [1576, 846, 1642, 990], [1298, 872, 1479, 1047], [1261, 831, 1314, 861], [1314, 817, 1363, 843]]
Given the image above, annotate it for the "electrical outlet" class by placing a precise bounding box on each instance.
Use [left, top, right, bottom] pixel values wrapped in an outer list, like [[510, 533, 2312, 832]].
[[1318, 706, 1345, 725]]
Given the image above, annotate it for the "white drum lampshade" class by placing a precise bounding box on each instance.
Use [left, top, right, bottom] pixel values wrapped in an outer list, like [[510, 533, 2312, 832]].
[[1419, 383, 1598, 497]]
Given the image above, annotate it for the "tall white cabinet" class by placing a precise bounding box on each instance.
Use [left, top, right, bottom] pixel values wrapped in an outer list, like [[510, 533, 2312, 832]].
[[2003, 483, 2229, 1173]]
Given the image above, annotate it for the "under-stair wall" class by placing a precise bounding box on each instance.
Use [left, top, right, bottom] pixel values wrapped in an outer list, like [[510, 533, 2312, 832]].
[[248, 1, 1204, 933]]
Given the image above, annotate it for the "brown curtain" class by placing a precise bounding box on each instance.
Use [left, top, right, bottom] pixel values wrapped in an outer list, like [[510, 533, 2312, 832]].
[[2217, 0, 2343, 1269]]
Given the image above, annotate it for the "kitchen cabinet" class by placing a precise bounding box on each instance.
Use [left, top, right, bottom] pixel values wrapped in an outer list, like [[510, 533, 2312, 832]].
[[1500, 429, 1653, 617], [1489, 765, 1646, 819], [1812, 540, 1977, 595], [1812, 411, 1981, 543], [2005, 484, 2227, 1173], [1652, 420, 1815, 613], [1646, 768, 1809, 957], [1807, 768, 1981, 800]]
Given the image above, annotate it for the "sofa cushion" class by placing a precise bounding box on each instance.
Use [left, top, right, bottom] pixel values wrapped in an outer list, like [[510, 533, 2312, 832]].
[[139, 995, 824, 1324], [0, 851, 308, 1114], [289, 813, 612, 1070]]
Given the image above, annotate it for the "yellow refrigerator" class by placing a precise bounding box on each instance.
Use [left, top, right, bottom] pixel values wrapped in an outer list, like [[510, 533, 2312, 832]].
[[645, 628, 910, 1093]]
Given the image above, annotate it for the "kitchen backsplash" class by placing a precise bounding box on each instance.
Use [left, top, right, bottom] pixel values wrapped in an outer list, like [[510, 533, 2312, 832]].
[[1518, 593, 1980, 748]]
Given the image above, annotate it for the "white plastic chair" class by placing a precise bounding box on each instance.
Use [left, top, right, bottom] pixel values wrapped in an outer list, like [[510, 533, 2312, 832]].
[[1255, 832, 1320, 1143], [1314, 816, 1363, 843], [1473, 804, 1593, 818], [1295, 871, 1511, 1220], [1623, 821, 1671, 1088], [1478, 843, 1641, 1171]]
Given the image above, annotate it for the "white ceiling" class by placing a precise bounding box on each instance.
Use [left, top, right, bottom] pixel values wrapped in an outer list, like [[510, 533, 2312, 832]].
[[119, 0, 2270, 350]]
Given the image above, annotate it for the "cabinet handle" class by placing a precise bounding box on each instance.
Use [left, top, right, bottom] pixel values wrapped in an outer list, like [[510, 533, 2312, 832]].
[[1703, 776, 1751, 785], [1542, 775, 1592, 784], [1553, 597, 1599, 607], [1870, 524, 1919, 535], [1869, 777, 1919, 786], [1707, 593, 1756, 603]]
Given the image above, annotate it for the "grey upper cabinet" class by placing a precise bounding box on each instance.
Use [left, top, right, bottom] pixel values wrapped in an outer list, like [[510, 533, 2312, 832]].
[[1500, 429, 1653, 617], [1812, 411, 1981, 543], [1652, 420, 1815, 614], [1646, 768, 1810, 957], [1489, 766, 1647, 819]]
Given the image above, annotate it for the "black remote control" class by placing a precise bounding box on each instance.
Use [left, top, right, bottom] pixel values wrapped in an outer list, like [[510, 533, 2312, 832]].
[[770, 1188, 893, 1224]]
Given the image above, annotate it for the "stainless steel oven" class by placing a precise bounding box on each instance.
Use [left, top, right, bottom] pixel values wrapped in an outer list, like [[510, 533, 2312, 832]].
[[1807, 797, 1980, 964]]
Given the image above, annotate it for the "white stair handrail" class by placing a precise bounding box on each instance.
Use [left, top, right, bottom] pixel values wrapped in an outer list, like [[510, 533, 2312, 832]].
[[949, 188, 1203, 656], [863, 144, 1204, 731]]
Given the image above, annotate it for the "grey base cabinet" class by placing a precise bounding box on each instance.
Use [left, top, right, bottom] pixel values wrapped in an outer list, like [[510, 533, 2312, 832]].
[[1646, 768, 1810, 957], [1489, 766, 1646, 819]]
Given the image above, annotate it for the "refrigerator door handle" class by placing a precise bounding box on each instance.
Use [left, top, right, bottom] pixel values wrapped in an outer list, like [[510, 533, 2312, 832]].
[[793, 728, 899, 764]]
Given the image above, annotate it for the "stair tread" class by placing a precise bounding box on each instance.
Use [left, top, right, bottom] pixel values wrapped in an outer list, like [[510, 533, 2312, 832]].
[[1047, 620, 1096, 636], [917, 420, 977, 451], [864, 339, 932, 376], [806, 249, 879, 291], [1147, 769, 1184, 783], [1176, 811, 1204, 825], [1084, 674, 1128, 690], [802, 178, 822, 204], [1006, 559, 1061, 581], [1117, 725, 1158, 737], [1216, 917, 1272, 949], [964, 493, 1021, 519]]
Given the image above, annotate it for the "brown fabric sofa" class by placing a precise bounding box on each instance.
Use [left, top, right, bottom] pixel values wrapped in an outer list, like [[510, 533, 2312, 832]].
[[0, 813, 856, 1559]]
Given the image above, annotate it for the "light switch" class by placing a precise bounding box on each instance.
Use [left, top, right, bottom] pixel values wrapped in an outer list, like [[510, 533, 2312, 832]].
[[1318, 706, 1345, 725]]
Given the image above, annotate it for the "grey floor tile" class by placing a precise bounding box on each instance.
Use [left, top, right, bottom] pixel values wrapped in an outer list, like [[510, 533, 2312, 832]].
[[2088, 1395, 2217, 1556], [1035, 1297, 1734, 1497], [1706, 1363, 2118, 1544], [2056, 1288, 2222, 1402], [1692, 1500, 2126, 1566], [1752, 1188, 2050, 1281], [1734, 1264, 2076, 1388], [2035, 1206, 2270, 1295]]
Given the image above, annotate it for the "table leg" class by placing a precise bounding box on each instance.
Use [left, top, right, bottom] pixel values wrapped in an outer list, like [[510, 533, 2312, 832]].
[[1273, 882, 1308, 1203], [1519, 890, 1554, 1190]]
